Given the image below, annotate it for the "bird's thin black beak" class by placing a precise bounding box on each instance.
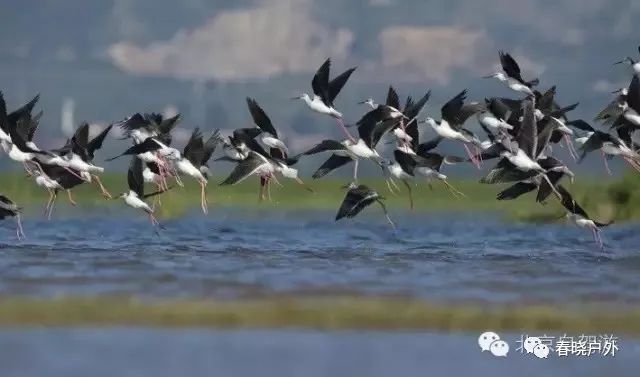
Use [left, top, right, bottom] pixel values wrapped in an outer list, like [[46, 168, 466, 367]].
[[482, 74, 494, 79], [290, 96, 301, 100], [611, 88, 623, 94], [613, 60, 624, 65], [357, 100, 367, 105]]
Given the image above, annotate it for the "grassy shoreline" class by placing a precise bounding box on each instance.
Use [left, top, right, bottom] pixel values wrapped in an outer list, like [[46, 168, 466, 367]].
[[0, 296, 638, 334], [0, 172, 630, 222]]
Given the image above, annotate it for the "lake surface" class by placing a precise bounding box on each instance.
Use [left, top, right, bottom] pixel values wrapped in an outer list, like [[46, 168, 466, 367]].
[[0, 210, 639, 304], [0, 329, 638, 377]]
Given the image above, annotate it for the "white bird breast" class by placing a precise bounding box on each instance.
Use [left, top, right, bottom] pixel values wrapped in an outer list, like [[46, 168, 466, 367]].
[[177, 159, 205, 181], [262, 136, 288, 152], [125, 192, 152, 212], [278, 165, 298, 179]]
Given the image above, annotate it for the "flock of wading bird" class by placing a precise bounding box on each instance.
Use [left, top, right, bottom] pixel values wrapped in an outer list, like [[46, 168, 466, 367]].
[[3, 48, 640, 248]]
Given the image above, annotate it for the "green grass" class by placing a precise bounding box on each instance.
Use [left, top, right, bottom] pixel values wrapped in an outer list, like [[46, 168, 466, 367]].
[[0, 296, 638, 334], [0, 172, 629, 222]]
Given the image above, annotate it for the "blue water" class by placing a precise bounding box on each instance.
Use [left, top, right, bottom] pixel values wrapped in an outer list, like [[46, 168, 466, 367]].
[[1, 210, 639, 303], [2, 210, 640, 376], [0, 329, 638, 377]]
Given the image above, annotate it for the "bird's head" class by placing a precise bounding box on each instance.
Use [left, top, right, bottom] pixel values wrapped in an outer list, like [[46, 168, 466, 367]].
[[484, 72, 506, 81], [614, 57, 635, 66], [611, 87, 629, 96], [341, 182, 359, 190], [422, 117, 437, 128], [162, 148, 181, 161], [291, 93, 310, 102], [357, 98, 375, 108]]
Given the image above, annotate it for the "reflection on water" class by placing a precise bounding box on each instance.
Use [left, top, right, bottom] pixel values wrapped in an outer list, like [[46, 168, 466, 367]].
[[0, 329, 638, 377], [0, 210, 640, 303]]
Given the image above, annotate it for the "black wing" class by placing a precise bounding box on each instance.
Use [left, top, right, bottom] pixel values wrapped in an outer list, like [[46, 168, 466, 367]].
[[158, 113, 181, 136], [312, 154, 353, 179], [127, 157, 145, 198], [72, 123, 90, 149], [312, 58, 331, 105], [404, 90, 431, 121], [117, 113, 149, 135], [394, 150, 417, 176], [303, 140, 347, 155], [497, 182, 537, 200], [557, 185, 589, 218], [336, 185, 378, 220], [441, 90, 467, 127], [386, 86, 400, 110], [516, 99, 537, 158], [627, 75, 640, 113], [106, 138, 161, 161], [416, 137, 443, 155], [499, 51, 525, 83], [328, 67, 357, 105], [0, 91, 8, 133], [201, 130, 220, 165], [183, 128, 205, 166], [7, 94, 40, 126], [220, 152, 270, 185], [567, 120, 595, 132], [87, 124, 113, 160], [246, 98, 278, 138]]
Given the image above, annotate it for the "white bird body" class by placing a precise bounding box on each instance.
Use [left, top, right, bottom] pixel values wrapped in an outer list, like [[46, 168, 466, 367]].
[[176, 158, 206, 183], [35, 175, 62, 190], [490, 73, 534, 96], [345, 138, 380, 159], [131, 129, 157, 145], [478, 112, 513, 130], [393, 128, 413, 143], [142, 166, 160, 184], [275, 163, 299, 179], [0, 129, 10, 143], [387, 161, 412, 180], [567, 213, 596, 229], [123, 191, 153, 213], [261, 135, 289, 153], [137, 151, 163, 165], [7, 143, 35, 163], [415, 166, 446, 181], [550, 117, 573, 135], [623, 108, 640, 127], [426, 118, 473, 143], [67, 154, 104, 173], [505, 149, 543, 172], [574, 132, 593, 147], [602, 141, 638, 159], [300, 94, 342, 118]]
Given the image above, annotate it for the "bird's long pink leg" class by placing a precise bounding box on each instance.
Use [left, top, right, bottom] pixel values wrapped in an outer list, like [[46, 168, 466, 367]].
[[92, 174, 112, 199], [47, 193, 58, 220], [259, 177, 266, 202], [601, 150, 612, 175], [463, 144, 481, 169], [624, 157, 640, 172], [564, 135, 578, 161], [16, 214, 25, 240], [335, 117, 356, 143], [62, 166, 87, 181], [200, 181, 208, 214]]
